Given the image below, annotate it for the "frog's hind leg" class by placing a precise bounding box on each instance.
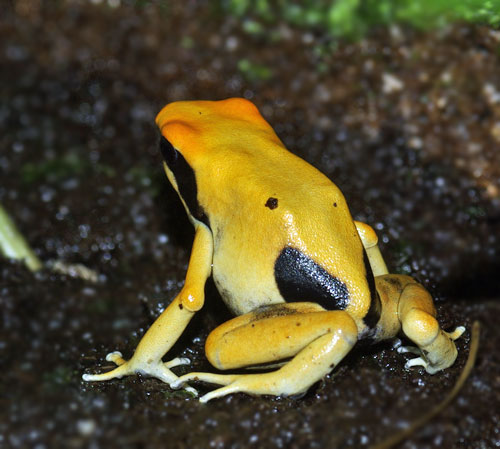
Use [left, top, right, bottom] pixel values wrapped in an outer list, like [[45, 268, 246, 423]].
[[354, 221, 388, 277], [171, 303, 358, 402], [397, 282, 465, 374]]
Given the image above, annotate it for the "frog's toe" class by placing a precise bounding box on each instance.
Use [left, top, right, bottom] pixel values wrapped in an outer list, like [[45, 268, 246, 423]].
[[173, 374, 251, 403], [404, 356, 428, 370], [82, 350, 133, 381], [106, 351, 126, 365], [397, 345, 421, 355], [82, 361, 132, 381], [171, 372, 241, 389], [199, 384, 243, 403], [164, 357, 191, 369], [447, 325, 465, 341], [181, 385, 198, 396], [405, 356, 444, 374], [399, 347, 438, 372]]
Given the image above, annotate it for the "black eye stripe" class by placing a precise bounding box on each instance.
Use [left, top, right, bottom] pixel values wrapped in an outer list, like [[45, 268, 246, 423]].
[[158, 135, 210, 228], [362, 249, 380, 329], [160, 136, 178, 165]]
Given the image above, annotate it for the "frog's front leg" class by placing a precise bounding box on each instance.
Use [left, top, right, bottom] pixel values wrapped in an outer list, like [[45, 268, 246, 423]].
[[83, 225, 213, 389], [82, 292, 195, 386], [172, 303, 358, 402]]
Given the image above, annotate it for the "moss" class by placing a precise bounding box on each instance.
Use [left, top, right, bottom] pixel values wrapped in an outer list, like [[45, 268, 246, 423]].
[[237, 59, 273, 82], [222, 0, 500, 41]]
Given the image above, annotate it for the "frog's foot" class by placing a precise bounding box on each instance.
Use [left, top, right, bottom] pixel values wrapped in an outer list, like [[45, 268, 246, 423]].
[[83, 352, 196, 395], [398, 326, 466, 353], [400, 324, 466, 375], [174, 371, 286, 403]]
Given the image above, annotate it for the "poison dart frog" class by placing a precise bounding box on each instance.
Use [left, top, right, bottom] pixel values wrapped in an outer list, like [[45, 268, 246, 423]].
[[83, 98, 465, 402]]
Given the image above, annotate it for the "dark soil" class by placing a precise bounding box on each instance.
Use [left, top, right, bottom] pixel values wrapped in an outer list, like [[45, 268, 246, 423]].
[[1, 2, 499, 448]]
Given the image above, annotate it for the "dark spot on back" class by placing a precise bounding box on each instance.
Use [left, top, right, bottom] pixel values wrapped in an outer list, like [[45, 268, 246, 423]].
[[274, 247, 349, 310], [333, 202, 337, 207], [265, 197, 278, 209]]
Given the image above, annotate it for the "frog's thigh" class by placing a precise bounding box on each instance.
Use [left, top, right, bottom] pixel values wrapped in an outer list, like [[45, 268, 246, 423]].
[[206, 302, 330, 369], [178, 303, 358, 401], [398, 283, 463, 374]]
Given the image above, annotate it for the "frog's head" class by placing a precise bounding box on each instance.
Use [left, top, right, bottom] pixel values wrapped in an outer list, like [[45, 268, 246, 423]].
[[155, 98, 279, 165], [155, 98, 284, 224]]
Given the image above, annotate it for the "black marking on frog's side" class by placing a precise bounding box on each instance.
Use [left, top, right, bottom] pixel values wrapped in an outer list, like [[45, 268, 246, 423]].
[[160, 136, 210, 228], [265, 197, 278, 209], [252, 304, 297, 320], [333, 202, 337, 207], [383, 276, 403, 290], [363, 249, 381, 329], [214, 282, 232, 304], [213, 224, 223, 249], [274, 247, 349, 310]]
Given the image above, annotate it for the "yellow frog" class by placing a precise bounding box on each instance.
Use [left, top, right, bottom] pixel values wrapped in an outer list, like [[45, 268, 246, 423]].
[[83, 98, 464, 402]]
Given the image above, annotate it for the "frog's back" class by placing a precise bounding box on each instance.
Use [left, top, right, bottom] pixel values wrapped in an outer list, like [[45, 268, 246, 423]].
[[200, 146, 376, 329]]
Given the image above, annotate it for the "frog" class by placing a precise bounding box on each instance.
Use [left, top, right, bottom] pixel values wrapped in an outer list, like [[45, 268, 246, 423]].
[[83, 97, 465, 402]]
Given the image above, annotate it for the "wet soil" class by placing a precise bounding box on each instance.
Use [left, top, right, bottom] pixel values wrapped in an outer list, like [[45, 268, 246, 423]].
[[1, 2, 499, 448]]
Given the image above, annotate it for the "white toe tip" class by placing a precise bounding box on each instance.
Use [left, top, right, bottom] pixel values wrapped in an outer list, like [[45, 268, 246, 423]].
[[170, 380, 182, 389], [185, 386, 198, 396], [106, 351, 122, 361]]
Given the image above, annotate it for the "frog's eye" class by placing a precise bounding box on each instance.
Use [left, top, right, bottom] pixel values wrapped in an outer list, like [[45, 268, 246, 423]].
[[160, 136, 178, 166]]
